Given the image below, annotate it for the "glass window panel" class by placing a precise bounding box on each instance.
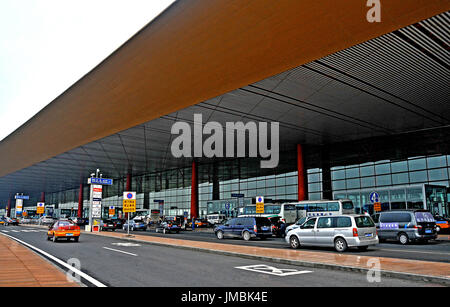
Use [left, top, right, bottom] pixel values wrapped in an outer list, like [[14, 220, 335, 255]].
[[307, 173, 320, 183], [275, 176, 286, 186], [391, 161, 408, 173], [392, 173, 408, 185], [375, 163, 391, 175], [332, 180, 346, 190], [276, 186, 286, 196], [409, 171, 428, 183], [266, 179, 275, 188], [286, 176, 297, 185], [427, 156, 447, 169], [390, 188, 406, 202], [376, 175, 392, 186], [285, 185, 297, 195], [308, 183, 321, 193], [345, 167, 359, 179], [406, 187, 423, 201], [331, 170, 345, 180], [428, 168, 448, 181], [309, 193, 321, 200], [247, 181, 256, 189], [360, 165, 375, 176], [346, 178, 360, 189], [408, 158, 426, 171], [257, 180, 265, 188], [361, 177, 375, 188]]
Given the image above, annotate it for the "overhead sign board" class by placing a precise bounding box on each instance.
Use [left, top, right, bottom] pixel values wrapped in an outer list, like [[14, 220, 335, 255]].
[[88, 178, 113, 185], [15, 199, 23, 214], [231, 193, 245, 198], [15, 195, 29, 200], [123, 192, 136, 213]]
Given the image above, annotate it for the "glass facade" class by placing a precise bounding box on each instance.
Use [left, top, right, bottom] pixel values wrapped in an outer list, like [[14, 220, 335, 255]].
[[332, 155, 450, 216]]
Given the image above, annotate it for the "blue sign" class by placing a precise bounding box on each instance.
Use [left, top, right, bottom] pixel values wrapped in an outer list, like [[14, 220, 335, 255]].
[[154, 199, 164, 203], [369, 192, 379, 203], [90, 178, 113, 185], [225, 203, 230, 210], [126, 193, 133, 199], [231, 193, 244, 198], [15, 195, 29, 200]]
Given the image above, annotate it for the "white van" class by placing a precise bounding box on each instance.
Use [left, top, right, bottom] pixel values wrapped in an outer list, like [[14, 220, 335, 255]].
[[207, 214, 227, 225]]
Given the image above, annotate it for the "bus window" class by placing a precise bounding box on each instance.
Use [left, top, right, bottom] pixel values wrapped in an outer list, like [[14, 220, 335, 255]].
[[327, 202, 339, 211], [307, 204, 316, 212], [315, 203, 327, 211]]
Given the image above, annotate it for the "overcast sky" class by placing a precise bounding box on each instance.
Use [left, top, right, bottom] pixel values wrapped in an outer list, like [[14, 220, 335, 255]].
[[0, 0, 174, 141]]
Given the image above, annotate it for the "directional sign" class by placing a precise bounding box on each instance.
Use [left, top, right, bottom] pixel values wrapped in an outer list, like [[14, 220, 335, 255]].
[[231, 193, 245, 198], [123, 192, 136, 213], [15, 195, 29, 200], [369, 192, 380, 203], [374, 202, 382, 212], [88, 178, 113, 185], [36, 202, 45, 214], [109, 206, 115, 217]]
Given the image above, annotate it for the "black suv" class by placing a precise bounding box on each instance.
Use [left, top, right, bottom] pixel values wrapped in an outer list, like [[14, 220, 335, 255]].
[[214, 216, 272, 241]]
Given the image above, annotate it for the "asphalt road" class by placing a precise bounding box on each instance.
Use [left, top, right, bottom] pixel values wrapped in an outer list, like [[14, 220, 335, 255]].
[[0, 225, 445, 287], [110, 227, 450, 263]]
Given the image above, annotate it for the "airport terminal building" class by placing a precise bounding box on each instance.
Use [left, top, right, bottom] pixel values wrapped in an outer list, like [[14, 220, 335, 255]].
[[0, 2, 449, 220]]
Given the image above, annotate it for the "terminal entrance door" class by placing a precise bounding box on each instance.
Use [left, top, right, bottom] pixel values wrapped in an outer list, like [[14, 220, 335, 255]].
[[425, 185, 448, 218]]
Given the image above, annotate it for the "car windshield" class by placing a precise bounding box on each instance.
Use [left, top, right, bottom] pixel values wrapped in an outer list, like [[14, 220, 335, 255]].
[[354, 216, 375, 228], [342, 201, 354, 210], [58, 221, 73, 226], [296, 217, 307, 225]]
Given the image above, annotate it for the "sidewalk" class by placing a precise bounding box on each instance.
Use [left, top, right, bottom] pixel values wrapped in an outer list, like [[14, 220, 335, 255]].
[[0, 234, 78, 287], [87, 230, 450, 285]]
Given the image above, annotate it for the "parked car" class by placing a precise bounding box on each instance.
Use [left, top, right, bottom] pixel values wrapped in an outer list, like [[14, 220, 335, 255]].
[[214, 216, 272, 241], [122, 219, 147, 231], [101, 219, 117, 231], [75, 217, 89, 226], [4, 217, 19, 226], [285, 215, 379, 252], [110, 218, 125, 229], [375, 210, 437, 244], [433, 215, 449, 233], [155, 217, 182, 234], [47, 220, 80, 242], [40, 216, 56, 225], [0, 217, 6, 225], [285, 216, 311, 235]]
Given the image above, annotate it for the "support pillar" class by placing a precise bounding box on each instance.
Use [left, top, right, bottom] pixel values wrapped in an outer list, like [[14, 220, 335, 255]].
[[212, 162, 220, 200], [297, 144, 307, 201], [6, 198, 11, 217], [321, 146, 333, 200], [77, 184, 83, 218], [190, 160, 199, 219], [40, 192, 45, 203]]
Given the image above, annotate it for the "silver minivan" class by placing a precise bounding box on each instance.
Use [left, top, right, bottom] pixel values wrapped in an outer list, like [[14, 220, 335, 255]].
[[285, 214, 379, 252]]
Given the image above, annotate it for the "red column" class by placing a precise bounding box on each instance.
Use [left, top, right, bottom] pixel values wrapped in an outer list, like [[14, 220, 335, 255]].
[[297, 144, 307, 201], [40, 192, 45, 203], [190, 161, 198, 219], [77, 184, 83, 218], [6, 198, 11, 217]]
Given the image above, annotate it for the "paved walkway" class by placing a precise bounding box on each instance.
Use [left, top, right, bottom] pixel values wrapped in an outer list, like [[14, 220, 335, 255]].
[[0, 234, 78, 287], [89, 230, 450, 283]]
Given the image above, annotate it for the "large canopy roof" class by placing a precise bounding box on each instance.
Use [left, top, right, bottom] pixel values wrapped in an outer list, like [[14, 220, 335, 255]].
[[0, 1, 449, 204]]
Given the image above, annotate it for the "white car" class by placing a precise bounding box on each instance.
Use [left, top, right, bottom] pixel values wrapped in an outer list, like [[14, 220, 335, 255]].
[[285, 214, 379, 252], [285, 216, 310, 235]]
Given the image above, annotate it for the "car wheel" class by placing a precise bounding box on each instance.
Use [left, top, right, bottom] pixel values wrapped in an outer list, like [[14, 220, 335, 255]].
[[334, 237, 347, 252], [398, 233, 409, 245], [242, 231, 251, 241], [289, 235, 300, 249], [74, 237, 79, 243], [216, 230, 224, 240]]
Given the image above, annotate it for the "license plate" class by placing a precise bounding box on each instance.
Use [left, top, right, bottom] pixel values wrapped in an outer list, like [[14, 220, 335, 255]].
[[365, 233, 373, 237], [425, 229, 432, 234], [262, 227, 269, 230], [66, 233, 73, 236]]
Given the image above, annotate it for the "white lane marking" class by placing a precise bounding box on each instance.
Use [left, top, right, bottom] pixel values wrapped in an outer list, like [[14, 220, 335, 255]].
[[0, 232, 106, 287], [1, 230, 9, 233], [235, 264, 312, 276], [102, 247, 138, 257], [11, 230, 19, 232], [111, 242, 141, 247]]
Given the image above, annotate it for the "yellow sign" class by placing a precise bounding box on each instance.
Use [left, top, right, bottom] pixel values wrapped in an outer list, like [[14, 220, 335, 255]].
[[123, 192, 137, 213], [36, 203, 45, 214], [109, 207, 115, 216], [256, 196, 264, 214], [374, 202, 381, 212]]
